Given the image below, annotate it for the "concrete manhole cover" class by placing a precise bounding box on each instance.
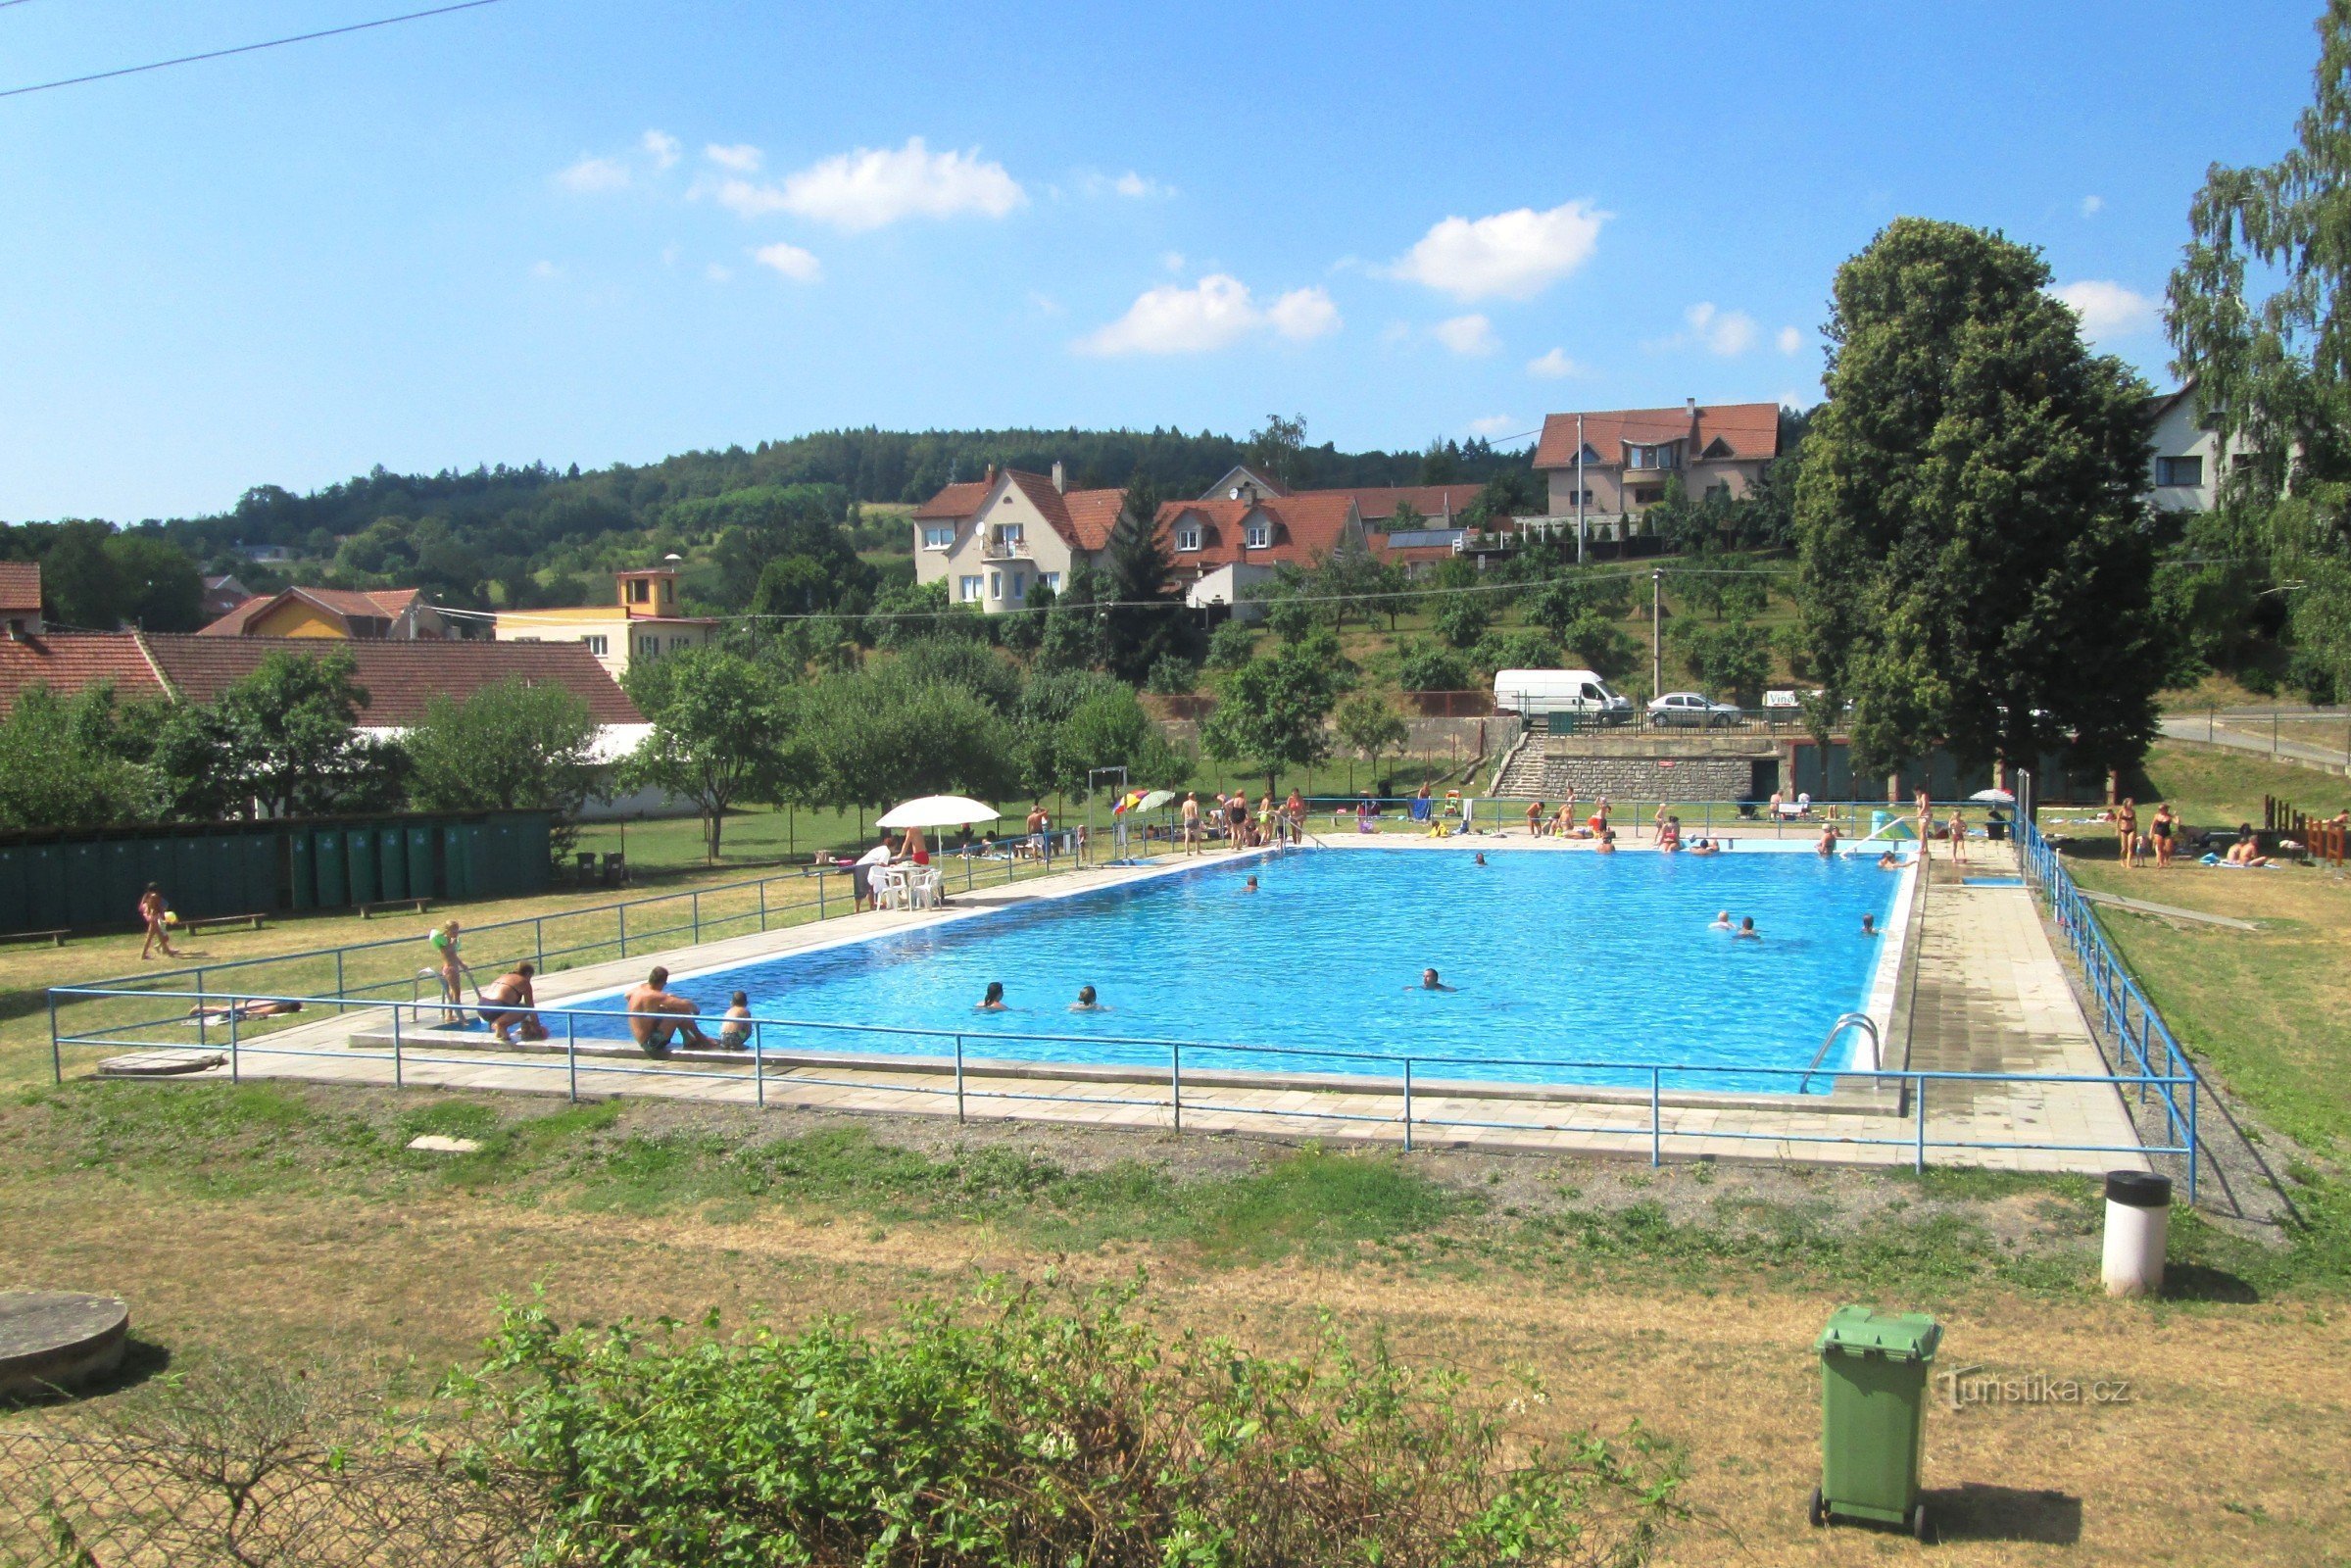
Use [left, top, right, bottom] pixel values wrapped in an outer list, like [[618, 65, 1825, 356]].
[[0, 1292, 130, 1398]]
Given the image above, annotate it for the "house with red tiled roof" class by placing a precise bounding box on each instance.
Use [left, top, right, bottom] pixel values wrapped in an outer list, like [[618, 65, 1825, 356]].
[[1533, 400, 1781, 536], [911, 463, 1133, 613], [0, 562, 42, 638], [1155, 493, 1366, 613], [197, 584, 462, 640]]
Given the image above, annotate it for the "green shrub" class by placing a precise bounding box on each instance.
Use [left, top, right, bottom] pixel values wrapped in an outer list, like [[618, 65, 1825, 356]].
[[454, 1283, 1681, 1568]]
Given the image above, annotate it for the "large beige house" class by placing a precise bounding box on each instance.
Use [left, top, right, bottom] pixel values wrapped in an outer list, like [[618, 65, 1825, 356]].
[[491, 566, 719, 681], [1532, 400, 1781, 534], [910, 464, 1127, 611]]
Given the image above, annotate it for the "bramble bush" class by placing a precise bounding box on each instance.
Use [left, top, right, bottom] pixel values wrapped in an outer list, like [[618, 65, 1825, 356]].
[[450, 1280, 1682, 1568]]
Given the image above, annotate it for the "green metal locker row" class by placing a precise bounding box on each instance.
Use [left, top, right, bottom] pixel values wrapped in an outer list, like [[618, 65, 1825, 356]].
[[0, 811, 553, 935]]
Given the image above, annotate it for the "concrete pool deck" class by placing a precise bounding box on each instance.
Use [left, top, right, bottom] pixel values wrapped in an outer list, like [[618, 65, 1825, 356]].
[[73, 834, 2148, 1175]]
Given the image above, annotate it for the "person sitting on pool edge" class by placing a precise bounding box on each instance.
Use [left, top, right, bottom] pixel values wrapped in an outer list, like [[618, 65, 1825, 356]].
[[1070, 985, 1104, 1011], [477, 962, 546, 1045], [624, 966, 712, 1055], [1415, 967, 1455, 992], [977, 981, 1009, 1011], [1735, 916, 1761, 940], [717, 990, 755, 1051]]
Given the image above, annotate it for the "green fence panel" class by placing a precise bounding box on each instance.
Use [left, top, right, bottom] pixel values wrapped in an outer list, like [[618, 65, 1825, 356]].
[[482, 820, 519, 900], [0, 846, 24, 935], [102, 843, 145, 930], [438, 824, 467, 901], [165, 838, 208, 919], [518, 813, 552, 893], [313, 830, 348, 910], [377, 825, 408, 902], [288, 831, 316, 910], [24, 845, 68, 932], [66, 842, 111, 929], [461, 824, 489, 900], [346, 827, 379, 906], [238, 835, 279, 915], [406, 825, 433, 904]]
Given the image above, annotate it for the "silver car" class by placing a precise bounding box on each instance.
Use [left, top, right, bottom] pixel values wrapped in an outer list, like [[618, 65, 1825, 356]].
[[1647, 691, 1742, 728]]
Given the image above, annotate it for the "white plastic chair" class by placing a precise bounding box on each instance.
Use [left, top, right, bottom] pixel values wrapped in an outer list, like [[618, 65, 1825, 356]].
[[870, 865, 908, 910]]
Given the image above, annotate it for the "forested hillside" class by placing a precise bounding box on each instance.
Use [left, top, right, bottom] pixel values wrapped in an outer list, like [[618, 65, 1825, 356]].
[[1, 422, 1531, 626]]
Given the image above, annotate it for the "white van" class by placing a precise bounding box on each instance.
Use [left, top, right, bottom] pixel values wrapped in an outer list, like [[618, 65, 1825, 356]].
[[1493, 668, 1634, 725]]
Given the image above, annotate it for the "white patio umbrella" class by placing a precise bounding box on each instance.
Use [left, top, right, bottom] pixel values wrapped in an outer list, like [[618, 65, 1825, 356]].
[[877, 795, 1002, 830], [1969, 788, 2017, 804]]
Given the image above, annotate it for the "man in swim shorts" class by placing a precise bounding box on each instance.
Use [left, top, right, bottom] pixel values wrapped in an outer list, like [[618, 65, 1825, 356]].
[[624, 966, 712, 1055]]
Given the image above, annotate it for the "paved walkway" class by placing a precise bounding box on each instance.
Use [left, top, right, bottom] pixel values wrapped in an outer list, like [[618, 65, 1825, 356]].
[[71, 839, 2147, 1175]]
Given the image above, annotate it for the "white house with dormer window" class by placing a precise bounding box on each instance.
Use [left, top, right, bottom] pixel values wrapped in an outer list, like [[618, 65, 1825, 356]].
[[910, 462, 1127, 614]]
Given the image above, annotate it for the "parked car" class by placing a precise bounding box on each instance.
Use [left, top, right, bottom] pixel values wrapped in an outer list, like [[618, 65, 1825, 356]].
[[1647, 691, 1743, 728]]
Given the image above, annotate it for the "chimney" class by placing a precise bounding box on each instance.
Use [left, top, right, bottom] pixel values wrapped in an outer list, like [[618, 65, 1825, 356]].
[[1686, 397, 1698, 421], [1052, 461, 1066, 494], [983, 463, 996, 486]]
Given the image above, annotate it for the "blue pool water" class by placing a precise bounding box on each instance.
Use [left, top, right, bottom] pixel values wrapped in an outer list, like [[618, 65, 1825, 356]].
[[567, 847, 1907, 1092]]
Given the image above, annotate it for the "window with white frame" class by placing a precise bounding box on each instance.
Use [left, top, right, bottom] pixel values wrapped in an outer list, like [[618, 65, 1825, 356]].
[[638, 634, 660, 658], [922, 525, 955, 549], [583, 635, 608, 657], [989, 569, 1002, 599], [958, 575, 983, 602], [2156, 455, 2204, 487], [1177, 526, 1201, 552], [1040, 571, 1060, 593], [1009, 571, 1026, 600], [1244, 521, 1270, 548], [1625, 441, 1682, 470]]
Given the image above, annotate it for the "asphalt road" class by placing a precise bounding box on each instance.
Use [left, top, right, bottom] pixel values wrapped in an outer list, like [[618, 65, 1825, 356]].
[[2159, 710, 2351, 770]]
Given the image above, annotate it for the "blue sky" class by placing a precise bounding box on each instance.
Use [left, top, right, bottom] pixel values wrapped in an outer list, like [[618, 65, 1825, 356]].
[[0, 0, 2327, 521]]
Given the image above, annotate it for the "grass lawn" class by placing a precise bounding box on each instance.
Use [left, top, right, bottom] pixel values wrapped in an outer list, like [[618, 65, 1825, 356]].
[[2122, 739, 2351, 827]]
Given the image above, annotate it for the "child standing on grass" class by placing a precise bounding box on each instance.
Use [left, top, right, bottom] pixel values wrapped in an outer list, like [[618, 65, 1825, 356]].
[[137, 883, 177, 960]]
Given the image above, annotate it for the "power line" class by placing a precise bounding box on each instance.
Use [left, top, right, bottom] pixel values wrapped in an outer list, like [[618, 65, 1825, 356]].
[[0, 0, 507, 101]]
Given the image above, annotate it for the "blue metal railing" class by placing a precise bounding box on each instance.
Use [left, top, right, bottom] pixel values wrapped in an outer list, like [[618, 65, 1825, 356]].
[[2015, 810, 2201, 1200], [46, 984, 2193, 1181]]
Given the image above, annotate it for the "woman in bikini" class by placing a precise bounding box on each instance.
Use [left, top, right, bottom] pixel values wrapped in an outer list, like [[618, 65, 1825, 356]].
[[2115, 797, 2139, 868]]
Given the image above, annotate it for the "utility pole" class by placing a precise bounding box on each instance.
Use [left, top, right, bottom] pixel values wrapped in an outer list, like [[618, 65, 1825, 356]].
[[1650, 567, 1662, 698], [1575, 413, 1587, 566]]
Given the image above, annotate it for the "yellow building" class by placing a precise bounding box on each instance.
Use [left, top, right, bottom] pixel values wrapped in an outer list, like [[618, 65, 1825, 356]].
[[490, 567, 719, 681], [198, 586, 458, 640]]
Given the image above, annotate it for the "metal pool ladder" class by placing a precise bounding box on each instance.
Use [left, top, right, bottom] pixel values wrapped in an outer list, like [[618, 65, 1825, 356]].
[[1797, 1012, 1880, 1093]]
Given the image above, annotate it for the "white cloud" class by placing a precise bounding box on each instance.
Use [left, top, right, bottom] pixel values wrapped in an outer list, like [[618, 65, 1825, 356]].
[[2051, 279, 2157, 338], [1083, 170, 1172, 199], [1160, 250, 1186, 272], [715, 136, 1025, 231], [556, 155, 630, 193], [642, 129, 681, 170], [2081, 194, 2104, 217], [706, 262, 733, 283], [1683, 302, 1758, 356], [1778, 388, 1816, 412], [1776, 324, 1804, 356], [705, 142, 763, 173], [1389, 200, 1607, 302], [1468, 415, 1520, 438], [752, 242, 822, 283], [1526, 347, 1585, 378], [1075, 274, 1339, 356], [1433, 314, 1498, 356]]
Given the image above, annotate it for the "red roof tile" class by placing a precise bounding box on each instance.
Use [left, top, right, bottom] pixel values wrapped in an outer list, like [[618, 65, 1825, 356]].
[[1155, 494, 1361, 571], [0, 632, 168, 717], [0, 562, 42, 615], [197, 585, 429, 637], [1534, 402, 1780, 469], [196, 595, 275, 635], [1307, 484, 1483, 523], [141, 637, 642, 726], [913, 480, 992, 519], [1058, 488, 1129, 552]]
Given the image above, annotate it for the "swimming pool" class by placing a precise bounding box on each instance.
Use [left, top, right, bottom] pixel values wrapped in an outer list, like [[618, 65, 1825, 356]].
[[563, 845, 1912, 1093]]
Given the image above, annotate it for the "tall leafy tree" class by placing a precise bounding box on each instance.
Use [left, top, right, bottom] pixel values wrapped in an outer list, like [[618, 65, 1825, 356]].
[[0, 684, 164, 828], [2167, 1, 2351, 697], [621, 648, 791, 858], [1335, 693, 1410, 790], [1795, 218, 2160, 785], [154, 649, 402, 818], [1099, 474, 1198, 681], [1200, 628, 1349, 794], [406, 676, 603, 858]]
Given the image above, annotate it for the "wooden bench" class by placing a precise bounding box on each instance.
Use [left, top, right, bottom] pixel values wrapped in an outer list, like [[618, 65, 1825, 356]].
[[181, 913, 267, 934], [1, 927, 70, 949], [358, 898, 430, 919]]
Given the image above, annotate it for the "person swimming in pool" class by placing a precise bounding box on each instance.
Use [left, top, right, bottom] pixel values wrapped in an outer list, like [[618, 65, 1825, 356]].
[[977, 981, 1009, 1011], [1877, 850, 1901, 870], [1735, 916, 1760, 940], [1861, 913, 1878, 936], [1473, 852, 1487, 866], [1243, 874, 1258, 893], [1070, 985, 1104, 1011], [1710, 910, 1733, 929], [1415, 967, 1455, 992]]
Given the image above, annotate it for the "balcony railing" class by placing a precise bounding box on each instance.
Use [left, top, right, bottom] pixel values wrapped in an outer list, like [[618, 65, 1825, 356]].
[[981, 533, 1033, 560]]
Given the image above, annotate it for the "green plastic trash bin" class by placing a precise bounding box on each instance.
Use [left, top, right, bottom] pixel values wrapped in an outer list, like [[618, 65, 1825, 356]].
[[1811, 1305, 1939, 1541]]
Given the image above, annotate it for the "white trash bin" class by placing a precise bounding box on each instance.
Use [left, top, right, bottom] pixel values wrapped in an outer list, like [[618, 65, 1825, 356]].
[[2100, 1170, 2171, 1298]]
